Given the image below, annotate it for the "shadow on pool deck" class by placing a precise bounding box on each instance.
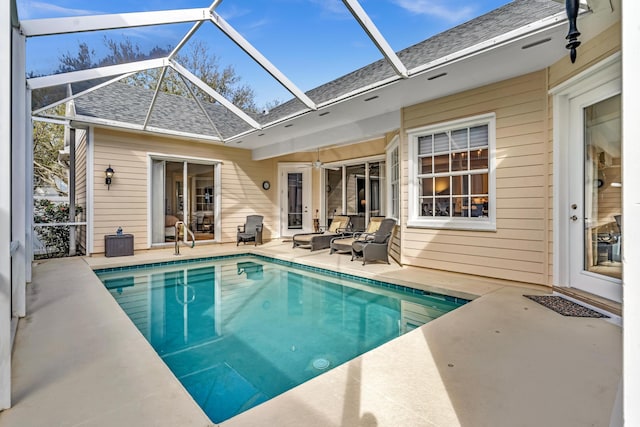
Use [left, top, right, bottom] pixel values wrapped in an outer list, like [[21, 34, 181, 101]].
[[0, 241, 622, 427]]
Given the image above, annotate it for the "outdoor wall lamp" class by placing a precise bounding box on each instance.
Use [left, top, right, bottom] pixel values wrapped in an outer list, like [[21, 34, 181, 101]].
[[565, 0, 581, 63], [105, 165, 114, 190]]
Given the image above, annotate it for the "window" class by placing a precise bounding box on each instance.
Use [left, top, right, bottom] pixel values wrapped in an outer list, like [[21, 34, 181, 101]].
[[407, 113, 496, 230], [386, 137, 400, 221]]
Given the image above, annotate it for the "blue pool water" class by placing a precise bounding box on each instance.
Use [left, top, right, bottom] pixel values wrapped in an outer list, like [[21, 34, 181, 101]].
[[95, 255, 467, 423]]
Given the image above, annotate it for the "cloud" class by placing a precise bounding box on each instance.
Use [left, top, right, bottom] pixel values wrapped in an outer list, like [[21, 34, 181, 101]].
[[393, 0, 476, 23], [309, 0, 351, 18], [17, 1, 103, 19]]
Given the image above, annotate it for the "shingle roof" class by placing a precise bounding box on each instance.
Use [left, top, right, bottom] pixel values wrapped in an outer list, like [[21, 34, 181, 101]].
[[72, 0, 564, 141]]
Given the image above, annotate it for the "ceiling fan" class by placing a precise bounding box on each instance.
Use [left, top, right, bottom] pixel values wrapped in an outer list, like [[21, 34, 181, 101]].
[[311, 148, 339, 170]]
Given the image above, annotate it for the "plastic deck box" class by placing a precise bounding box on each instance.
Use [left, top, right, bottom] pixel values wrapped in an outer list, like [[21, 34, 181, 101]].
[[104, 234, 134, 257]]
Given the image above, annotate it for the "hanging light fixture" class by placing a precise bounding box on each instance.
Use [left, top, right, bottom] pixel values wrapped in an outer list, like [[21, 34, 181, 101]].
[[105, 165, 115, 190], [565, 0, 581, 63]]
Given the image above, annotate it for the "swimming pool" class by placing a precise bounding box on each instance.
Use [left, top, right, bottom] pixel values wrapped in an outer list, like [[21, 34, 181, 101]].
[[94, 254, 468, 423]]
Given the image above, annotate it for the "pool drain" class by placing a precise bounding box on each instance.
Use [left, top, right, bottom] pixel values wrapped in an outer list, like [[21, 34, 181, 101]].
[[312, 358, 330, 370]]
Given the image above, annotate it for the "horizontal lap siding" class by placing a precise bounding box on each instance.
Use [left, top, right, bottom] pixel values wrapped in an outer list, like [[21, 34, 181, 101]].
[[401, 70, 549, 284], [92, 128, 276, 253]]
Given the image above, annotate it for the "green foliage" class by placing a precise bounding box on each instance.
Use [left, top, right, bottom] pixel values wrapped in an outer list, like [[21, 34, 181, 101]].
[[33, 105, 66, 192], [34, 200, 83, 259]]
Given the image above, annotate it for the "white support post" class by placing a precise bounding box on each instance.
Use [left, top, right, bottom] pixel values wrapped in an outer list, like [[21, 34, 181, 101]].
[[11, 27, 26, 317], [0, 0, 13, 412], [623, 0, 640, 424], [25, 90, 33, 284]]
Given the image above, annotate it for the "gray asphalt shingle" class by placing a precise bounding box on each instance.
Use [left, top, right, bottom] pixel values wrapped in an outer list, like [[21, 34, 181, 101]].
[[72, 0, 564, 141]]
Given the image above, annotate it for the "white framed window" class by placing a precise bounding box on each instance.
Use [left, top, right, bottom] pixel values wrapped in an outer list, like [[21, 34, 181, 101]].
[[407, 113, 496, 231], [386, 136, 400, 222]]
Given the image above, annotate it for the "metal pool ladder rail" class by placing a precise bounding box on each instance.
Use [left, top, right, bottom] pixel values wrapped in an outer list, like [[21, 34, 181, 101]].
[[174, 221, 195, 255]]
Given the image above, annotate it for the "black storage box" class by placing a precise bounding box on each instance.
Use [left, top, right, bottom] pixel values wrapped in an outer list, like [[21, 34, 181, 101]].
[[104, 234, 134, 257]]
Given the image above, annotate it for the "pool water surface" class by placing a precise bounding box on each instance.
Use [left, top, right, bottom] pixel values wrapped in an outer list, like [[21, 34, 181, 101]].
[[95, 255, 467, 423]]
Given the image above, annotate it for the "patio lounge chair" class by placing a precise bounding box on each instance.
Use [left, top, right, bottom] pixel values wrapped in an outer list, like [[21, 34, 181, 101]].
[[329, 216, 385, 255], [292, 215, 351, 251], [237, 215, 263, 246], [351, 218, 397, 265]]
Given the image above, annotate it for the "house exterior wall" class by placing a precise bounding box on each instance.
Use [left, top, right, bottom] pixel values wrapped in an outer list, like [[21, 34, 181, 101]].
[[91, 128, 277, 254], [399, 22, 621, 286], [401, 70, 550, 285]]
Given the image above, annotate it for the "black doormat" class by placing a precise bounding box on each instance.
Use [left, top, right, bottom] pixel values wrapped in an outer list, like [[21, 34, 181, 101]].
[[524, 295, 609, 318]]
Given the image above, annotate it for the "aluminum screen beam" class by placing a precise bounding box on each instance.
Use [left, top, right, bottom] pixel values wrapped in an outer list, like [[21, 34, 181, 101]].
[[210, 13, 317, 110], [342, 0, 407, 78], [169, 0, 223, 60], [31, 71, 137, 116], [170, 59, 262, 130], [20, 8, 211, 37], [27, 58, 167, 90]]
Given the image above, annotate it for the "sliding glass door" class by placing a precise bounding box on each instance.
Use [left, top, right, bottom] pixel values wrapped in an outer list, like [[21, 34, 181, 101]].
[[151, 158, 217, 244], [325, 159, 385, 231]]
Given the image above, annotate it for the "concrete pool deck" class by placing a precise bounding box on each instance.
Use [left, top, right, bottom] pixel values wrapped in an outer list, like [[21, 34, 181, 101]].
[[0, 241, 622, 426]]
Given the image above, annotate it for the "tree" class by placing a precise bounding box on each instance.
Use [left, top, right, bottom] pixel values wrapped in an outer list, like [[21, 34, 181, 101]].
[[56, 37, 267, 112], [32, 105, 66, 192]]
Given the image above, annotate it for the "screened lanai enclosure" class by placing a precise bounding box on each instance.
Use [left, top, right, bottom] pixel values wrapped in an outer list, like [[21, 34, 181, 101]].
[[4, 0, 640, 420]]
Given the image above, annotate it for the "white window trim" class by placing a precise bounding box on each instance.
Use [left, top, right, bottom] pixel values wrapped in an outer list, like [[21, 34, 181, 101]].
[[407, 113, 496, 231], [386, 135, 400, 223]]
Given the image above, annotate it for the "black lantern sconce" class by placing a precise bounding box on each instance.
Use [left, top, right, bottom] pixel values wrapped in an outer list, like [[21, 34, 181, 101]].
[[105, 165, 115, 190], [565, 0, 581, 63]]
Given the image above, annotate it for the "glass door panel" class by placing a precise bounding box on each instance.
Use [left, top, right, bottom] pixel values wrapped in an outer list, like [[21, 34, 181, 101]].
[[326, 168, 343, 222], [287, 172, 303, 229], [583, 94, 622, 280], [280, 165, 311, 236], [369, 161, 385, 218], [187, 163, 215, 241]]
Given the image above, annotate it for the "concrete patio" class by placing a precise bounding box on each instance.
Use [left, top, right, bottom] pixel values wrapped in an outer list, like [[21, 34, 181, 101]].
[[0, 241, 622, 426]]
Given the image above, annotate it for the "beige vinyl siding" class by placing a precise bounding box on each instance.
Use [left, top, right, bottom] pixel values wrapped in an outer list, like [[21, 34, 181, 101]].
[[91, 128, 277, 254], [75, 130, 88, 254], [545, 22, 621, 284], [401, 70, 550, 284], [548, 22, 620, 89]]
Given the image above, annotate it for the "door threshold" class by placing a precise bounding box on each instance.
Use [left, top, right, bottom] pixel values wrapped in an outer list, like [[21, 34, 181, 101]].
[[554, 286, 621, 317]]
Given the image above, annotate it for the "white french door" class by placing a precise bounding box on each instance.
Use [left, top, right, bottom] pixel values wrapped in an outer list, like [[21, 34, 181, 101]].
[[567, 83, 622, 301], [279, 164, 312, 237]]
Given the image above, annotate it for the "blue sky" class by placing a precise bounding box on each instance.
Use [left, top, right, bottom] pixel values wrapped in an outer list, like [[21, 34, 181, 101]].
[[18, 0, 512, 107]]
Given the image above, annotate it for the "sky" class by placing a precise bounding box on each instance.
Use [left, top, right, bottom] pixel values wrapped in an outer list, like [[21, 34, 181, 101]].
[[17, 0, 512, 108]]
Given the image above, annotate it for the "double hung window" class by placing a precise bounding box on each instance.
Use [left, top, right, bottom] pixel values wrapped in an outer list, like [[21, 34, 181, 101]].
[[408, 114, 496, 230]]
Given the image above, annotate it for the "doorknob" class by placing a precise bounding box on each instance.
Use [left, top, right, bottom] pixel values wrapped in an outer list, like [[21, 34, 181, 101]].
[[570, 215, 578, 221]]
